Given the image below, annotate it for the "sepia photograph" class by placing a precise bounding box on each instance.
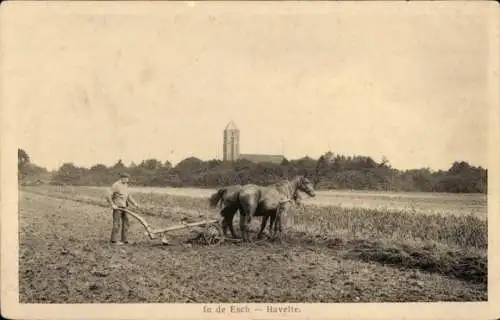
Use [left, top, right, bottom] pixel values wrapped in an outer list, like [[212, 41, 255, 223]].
[[1, 1, 499, 319]]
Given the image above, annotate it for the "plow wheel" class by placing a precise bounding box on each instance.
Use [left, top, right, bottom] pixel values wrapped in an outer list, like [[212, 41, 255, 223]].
[[183, 221, 226, 247], [200, 221, 225, 246]]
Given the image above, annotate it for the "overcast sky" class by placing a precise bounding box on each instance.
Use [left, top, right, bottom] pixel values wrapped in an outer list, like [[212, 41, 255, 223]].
[[2, 2, 495, 171]]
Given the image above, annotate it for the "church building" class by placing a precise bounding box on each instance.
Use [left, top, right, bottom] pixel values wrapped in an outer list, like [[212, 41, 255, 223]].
[[222, 121, 285, 165]]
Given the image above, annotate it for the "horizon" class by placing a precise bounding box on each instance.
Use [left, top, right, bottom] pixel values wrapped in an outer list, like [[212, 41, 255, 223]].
[[20, 144, 487, 173], [6, 3, 493, 173]]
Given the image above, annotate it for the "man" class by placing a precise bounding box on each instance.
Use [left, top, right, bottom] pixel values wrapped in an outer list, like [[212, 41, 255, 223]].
[[107, 172, 140, 245]]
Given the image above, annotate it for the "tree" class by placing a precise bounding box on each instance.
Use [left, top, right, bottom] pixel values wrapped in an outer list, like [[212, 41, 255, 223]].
[[109, 159, 127, 179], [113, 159, 126, 170], [140, 159, 163, 171], [18, 149, 31, 180], [380, 155, 391, 168], [18, 149, 30, 165], [163, 160, 173, 170], [90, 164, 108, 172], [449, 161, 471, 175], [53, 163, 83, 184], [314, 151, 335, 186]]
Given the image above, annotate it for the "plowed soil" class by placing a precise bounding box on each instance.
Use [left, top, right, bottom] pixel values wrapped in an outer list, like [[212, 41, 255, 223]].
[[19, 191, 486, 303]]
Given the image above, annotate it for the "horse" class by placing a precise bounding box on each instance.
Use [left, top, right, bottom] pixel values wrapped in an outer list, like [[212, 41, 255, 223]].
[[216, 185, 302, 240], [209, 183, 296, 239], [208, 183, 301, 240], [257, 187, 302, 241], [237, 175, 316, 242], [208, 184, 243, 238]]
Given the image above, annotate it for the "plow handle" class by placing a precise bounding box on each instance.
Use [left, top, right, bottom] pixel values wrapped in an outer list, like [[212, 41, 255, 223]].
[[121, 209, 221, 240], [121, 208, 156, 239]]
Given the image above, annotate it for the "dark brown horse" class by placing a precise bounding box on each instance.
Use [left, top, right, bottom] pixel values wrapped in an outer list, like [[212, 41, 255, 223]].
[[258, 188, 302, 241], [208, 184, 243, 238], [237, 175, 316, 242]]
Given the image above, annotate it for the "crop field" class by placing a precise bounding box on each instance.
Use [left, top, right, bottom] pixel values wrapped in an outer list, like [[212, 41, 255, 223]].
[[19, 185, 487, 303], [90, 186, 487, 219]]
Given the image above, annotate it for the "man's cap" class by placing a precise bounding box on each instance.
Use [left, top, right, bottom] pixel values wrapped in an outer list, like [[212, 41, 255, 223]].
[[120, 172, 131, 178]]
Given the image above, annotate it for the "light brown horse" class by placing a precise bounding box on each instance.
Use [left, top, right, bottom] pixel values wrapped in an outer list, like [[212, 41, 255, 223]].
[[237, 175, 316, 242]]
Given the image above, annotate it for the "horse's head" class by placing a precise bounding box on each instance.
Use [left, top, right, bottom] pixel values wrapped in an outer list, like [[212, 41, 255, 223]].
[[297, 176, 316, 198]]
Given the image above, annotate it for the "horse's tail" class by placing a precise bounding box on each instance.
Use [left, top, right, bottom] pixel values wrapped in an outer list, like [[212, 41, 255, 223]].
[[209, 188, 226, 208]]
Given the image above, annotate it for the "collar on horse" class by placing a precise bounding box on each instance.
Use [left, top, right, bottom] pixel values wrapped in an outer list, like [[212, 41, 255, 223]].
[[279, 190, 299, 205]]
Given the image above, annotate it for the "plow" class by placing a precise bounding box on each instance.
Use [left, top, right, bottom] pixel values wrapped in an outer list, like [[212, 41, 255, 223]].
[[121, 208, 236, 246]]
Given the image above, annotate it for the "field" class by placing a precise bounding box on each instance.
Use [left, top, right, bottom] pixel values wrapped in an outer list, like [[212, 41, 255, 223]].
[[19, 185, 487, 303], [94, 186, 488, 219]]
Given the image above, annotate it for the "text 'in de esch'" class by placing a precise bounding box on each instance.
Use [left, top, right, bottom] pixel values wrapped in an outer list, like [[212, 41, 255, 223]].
[[202, 304, 301, 314]]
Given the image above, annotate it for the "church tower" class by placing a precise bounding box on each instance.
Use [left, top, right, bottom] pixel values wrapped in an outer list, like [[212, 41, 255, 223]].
[[223, 121, 240, 161]]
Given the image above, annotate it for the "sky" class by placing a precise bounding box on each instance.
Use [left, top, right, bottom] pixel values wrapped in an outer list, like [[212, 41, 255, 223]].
[[2, 2, 496, 171]]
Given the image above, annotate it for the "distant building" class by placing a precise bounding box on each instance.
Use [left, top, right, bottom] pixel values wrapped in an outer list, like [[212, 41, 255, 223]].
[[222, 121, 285, 164], [239, 154, 285, 165], [223, 120, 240, 161]]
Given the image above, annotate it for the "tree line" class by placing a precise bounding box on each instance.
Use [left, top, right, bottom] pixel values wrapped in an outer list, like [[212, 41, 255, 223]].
[[18, 149, 487, 194]]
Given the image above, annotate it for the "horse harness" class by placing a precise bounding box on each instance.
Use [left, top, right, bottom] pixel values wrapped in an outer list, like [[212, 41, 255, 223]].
[[276, 190, 299, 217]]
